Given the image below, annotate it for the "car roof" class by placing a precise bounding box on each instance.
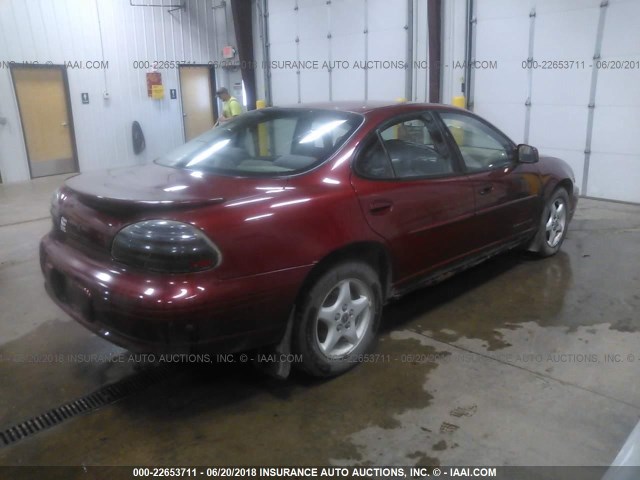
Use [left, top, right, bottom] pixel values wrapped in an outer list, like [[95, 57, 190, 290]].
[[272, 101, 464, 115]]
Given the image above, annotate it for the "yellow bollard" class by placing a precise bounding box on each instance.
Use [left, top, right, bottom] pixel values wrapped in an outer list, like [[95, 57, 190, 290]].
[[452, 95, 466, 109], [450, 96, 467, 145], [256, 99, 269, 156], [392, 98, 408, 138]]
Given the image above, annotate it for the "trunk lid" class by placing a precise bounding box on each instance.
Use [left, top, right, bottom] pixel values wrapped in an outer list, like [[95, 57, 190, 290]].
[[53, 164, 287, 253], [63, 163, 283, 208]]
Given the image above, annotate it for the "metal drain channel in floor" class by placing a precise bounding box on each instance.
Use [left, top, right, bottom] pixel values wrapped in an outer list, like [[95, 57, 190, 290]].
[[0, 364, 172, 448]]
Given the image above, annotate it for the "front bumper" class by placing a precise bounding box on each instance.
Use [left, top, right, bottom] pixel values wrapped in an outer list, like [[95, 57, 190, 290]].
[[40, 233, 311, 353]]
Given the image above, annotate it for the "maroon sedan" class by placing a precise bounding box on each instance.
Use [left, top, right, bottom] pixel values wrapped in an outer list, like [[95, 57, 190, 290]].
[[41, 102, 578, 377]]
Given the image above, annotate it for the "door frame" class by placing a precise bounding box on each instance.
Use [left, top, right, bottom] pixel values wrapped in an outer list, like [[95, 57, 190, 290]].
[[352, 110, 467, 181], [432, 108, 517, 173], [350, 109, 478, 285], [434, 108, 541, 244], [178, 64, 218, 143], [10, 63, 80, 179]]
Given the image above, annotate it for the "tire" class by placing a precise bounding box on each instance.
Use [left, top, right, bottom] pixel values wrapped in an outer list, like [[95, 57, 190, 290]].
[[533, 187, 570, 257], [292, 261, 383, 377]]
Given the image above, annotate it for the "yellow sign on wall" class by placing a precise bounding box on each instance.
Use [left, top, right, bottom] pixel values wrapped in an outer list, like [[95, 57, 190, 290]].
[[151, 84, 164, 99]]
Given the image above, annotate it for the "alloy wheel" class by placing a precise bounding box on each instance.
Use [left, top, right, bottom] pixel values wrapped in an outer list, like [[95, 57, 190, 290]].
[[545, 197, 567, 248], [315, 278, 372, 358]]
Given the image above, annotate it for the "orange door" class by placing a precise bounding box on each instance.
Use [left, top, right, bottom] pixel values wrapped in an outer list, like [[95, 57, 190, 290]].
[[179, 66, 216, 141], [12, 66, 77, 178]]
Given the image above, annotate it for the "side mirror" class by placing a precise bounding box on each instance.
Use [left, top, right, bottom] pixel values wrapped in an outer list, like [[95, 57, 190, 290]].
[[516, 144, 539, 163]]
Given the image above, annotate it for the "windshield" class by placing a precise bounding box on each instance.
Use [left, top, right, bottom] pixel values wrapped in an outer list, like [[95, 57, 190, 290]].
[[157, 108, 362, 176]]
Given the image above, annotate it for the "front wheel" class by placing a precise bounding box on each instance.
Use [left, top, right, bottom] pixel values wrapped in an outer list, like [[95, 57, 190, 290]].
[[533, 188, 570, 257], [292, 261, 382, 377]]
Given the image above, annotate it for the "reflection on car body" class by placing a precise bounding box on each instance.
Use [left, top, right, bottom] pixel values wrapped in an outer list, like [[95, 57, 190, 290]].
[[41, 102, 579, 378]]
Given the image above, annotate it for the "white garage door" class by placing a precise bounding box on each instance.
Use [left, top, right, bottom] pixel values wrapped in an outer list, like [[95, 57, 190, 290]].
[[472, 0, 640, 204], [266, 0, 409, 105]]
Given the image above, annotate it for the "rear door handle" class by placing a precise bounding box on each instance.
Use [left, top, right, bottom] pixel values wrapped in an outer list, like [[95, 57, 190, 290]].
[[478, 185, 494, 196], [369, 199, 393, 215]]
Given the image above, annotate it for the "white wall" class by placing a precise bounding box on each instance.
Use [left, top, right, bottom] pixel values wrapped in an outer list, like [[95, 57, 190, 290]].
[[255, 0, 468, 106], [587, 0, 640, 203], [441, 0, 467, 105], [258, 0, 640, 203], [0, 0, 241, 183], [261, 0, 417, 105], [467, 0, 640, 203], [253, 0, 267, 104]]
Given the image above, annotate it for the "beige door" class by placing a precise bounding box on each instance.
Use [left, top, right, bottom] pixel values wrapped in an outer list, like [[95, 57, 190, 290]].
[[12, 66, 76, 178], [179, 66, 216, 141]]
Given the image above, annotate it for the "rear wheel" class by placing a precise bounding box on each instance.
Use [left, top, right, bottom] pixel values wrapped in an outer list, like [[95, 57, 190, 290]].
[[533, 188, 570, 257], [293, 261, 382, 377]]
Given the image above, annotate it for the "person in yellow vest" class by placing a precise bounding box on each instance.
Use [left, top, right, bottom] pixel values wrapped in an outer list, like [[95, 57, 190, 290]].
[[216, 87, 242, 123]]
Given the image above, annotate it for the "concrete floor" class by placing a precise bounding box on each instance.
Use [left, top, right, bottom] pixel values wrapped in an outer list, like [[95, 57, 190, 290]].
[[1, 174, 639, 467]]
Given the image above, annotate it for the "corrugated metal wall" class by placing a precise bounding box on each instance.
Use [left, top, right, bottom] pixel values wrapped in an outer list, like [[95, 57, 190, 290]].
[[258, 0, 432, 105], [0, 0, 240, 183]]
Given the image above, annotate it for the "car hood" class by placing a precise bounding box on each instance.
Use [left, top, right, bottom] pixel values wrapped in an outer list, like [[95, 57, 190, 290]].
[[64, 164, 288, 209]]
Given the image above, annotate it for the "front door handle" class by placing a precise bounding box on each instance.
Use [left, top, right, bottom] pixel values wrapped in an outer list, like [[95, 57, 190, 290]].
[[478, 185, 494, 196], [369, 199, 393, 215]]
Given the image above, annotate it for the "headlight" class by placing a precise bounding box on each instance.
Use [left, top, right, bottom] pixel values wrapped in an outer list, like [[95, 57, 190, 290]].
[[112, 220, 220, 273]]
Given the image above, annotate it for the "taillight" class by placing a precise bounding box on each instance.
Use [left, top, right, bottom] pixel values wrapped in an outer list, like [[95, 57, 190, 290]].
[[111, 220, 220, 273], [50, 188, 62, 222]]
